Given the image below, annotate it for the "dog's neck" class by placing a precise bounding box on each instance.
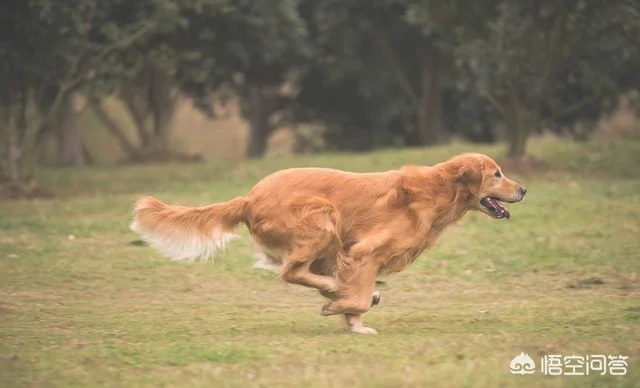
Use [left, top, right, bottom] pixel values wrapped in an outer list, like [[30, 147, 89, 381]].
[[400, 164, 471, 248]]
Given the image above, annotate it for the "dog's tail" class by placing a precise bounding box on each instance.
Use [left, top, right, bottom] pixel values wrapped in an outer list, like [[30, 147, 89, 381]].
[[130, 195, 248, 262]]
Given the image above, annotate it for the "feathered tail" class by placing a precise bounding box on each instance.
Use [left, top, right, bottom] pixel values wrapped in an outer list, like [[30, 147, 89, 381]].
[[130, 195, 247, 262]]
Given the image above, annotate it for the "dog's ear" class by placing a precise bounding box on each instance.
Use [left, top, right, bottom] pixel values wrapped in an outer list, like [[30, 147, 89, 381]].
[[449, 162, 483, 197]]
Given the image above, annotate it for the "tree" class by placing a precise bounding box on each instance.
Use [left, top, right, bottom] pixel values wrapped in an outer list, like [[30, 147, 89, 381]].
[[457, 0, 640, 158], [295, 0, 447, 149], [0, 0, 170, 189], [293, 0, 499, 151], [89, 58, 187, 162], [176, 0, 311, 158], [83, 0, 204, 162]]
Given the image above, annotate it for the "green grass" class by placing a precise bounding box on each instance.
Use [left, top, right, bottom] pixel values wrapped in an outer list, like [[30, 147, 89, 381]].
[[1, 139, 640, 387]]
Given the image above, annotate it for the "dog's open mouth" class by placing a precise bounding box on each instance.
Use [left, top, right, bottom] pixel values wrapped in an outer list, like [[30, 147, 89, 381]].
[[481, 197, 511, 219]]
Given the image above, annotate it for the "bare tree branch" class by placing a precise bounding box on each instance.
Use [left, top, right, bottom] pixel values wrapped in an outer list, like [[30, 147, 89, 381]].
[[90, 98, 138, 156], [548, 94, 603, 122], [482, 90, 506, 117], [63, 22, 157, 97], [121, 87, 151, 146], [89, 23, 156, 69], [18, 22, 157, 178]]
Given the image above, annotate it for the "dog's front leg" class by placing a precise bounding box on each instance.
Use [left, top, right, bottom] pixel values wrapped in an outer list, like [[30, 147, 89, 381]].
[[320, 257, 380, 334], [344, 313, 378, 335]]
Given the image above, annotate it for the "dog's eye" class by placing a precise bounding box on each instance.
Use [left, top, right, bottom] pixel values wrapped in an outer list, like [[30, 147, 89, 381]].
[[494, 171, 502, 178]]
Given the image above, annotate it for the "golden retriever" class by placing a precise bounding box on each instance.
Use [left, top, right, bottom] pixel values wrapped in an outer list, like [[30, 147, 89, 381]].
[[131, 153, 526, 334]]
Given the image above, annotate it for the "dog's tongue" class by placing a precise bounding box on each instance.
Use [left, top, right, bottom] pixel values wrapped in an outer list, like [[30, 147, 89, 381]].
[[490, 198, 511, 219]]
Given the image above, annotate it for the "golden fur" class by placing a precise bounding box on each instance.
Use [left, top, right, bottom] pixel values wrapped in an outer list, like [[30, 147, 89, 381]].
[[131, 153, 526, 334]]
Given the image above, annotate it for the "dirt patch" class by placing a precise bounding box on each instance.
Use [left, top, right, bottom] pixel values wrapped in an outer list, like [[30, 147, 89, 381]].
[[567, 276, 607, 289], [0, 304, 17, 314], [0, 181, 55, 200]]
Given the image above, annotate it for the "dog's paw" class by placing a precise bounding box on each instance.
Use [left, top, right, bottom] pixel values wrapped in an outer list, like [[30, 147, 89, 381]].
[[371, 291, 381, 307], [350, 326, 378, 335]]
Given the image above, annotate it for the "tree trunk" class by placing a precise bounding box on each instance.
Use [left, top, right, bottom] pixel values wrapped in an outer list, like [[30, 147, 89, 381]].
[[245, 84, 271, 158], [7, 81, 29, 181], [56, 93, 85, 166], [0, 105, 7, 180], [91, 99, 138, 157], [415, 43, 444, 146], [149, 104, 173, 151], [121, 88, 151, 148], [505, 94, 531, 159], [425, 43, 444, 143], [5, 104, 20, 182], [242, 66, 286, 159], [148, 67, 178, 152], [477, 115, 496, 143], [507, 126, 528, 158], [82, 141, 94, 165], [415, 101, 429, 146]]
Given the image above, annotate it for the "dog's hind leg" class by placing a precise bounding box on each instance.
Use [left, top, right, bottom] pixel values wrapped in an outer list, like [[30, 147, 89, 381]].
[[278, 224, 340, 294], [252, 197, 341, 294], [279, 258, 337, 294]]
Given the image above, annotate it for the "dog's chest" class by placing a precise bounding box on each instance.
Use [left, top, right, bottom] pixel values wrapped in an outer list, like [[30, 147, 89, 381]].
[[379, 247, 421, 274], [376, 220, 449, 275]]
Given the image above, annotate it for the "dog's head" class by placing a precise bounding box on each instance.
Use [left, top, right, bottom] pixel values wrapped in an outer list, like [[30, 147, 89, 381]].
[[445, 153, 527, 219]]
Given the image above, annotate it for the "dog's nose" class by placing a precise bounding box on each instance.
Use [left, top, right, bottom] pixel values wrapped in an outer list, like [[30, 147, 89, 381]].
[[518, 186, 527, 196]]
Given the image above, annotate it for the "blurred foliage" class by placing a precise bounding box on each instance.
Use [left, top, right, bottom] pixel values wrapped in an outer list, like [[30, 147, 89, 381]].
[[1, 0, 640, 179], [455, 0, 640, 156], [0, 0, 172, 181]]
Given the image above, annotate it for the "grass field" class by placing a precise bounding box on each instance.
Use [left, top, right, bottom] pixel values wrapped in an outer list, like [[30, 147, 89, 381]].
[[1, 139, 640, 387]]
